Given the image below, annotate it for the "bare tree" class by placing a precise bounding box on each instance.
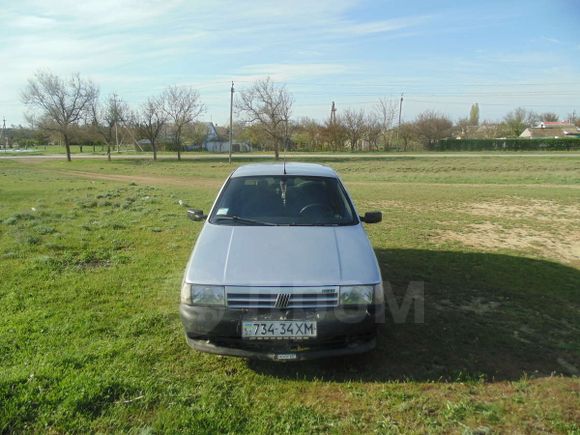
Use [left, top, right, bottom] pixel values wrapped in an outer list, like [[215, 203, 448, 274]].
[[296, 117, 323, 151], [236, 77, 293, 160], [476, 120, 503, 139], [136, 96, 167, 160], [109, 94, 130, 154], [540, 112, 559, 122], [91, 94, 130, 160], [526, 110, 541, 127], [162, 85, 205, 160], [502, 107, 530, 137], [323, 116, 347, 152], [398, 122, 417, 151], [238, 122, 271, 151], [455, 117, 470, 139], [22, 71, 98, 161], [365, 112, 382, 151], [413, 110, 453, 148], [343, 108, 366, 152], [187, 121, 209, 150], [375, 97, 397, 149]]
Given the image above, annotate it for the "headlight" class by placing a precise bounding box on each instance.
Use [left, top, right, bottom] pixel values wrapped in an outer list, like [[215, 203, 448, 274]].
[[339, 285, 374, 305], [181, 283, 225, 306]]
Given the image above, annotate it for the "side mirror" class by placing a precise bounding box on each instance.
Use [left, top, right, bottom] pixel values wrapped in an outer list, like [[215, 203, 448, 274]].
[[360, 211, 382, 224], [187, 209, 206, 222]]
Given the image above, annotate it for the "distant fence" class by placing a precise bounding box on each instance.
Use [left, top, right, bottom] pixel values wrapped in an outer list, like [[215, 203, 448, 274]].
[[430, 138, 580, 151]]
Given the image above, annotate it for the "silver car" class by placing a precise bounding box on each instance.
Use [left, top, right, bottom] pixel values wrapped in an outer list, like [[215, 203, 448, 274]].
[[180, 162, 383, 361]]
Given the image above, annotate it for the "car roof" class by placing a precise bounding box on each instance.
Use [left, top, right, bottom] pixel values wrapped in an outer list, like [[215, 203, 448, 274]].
[[231, 162, 338, 178]]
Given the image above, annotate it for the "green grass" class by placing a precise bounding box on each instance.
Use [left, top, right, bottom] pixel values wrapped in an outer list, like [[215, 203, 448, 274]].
[[0, 156, 579, 433]]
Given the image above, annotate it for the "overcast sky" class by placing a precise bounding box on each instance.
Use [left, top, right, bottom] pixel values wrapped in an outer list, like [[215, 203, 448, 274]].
[[1, 0, 579, 126]]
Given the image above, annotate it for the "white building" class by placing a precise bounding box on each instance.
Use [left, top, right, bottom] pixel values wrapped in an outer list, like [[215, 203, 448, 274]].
[[203, 123, 251, 153]]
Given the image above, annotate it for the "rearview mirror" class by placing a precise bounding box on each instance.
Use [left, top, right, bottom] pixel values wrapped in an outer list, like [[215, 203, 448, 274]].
[[360, 211, 382, 224], [187, 209, 206, 222]]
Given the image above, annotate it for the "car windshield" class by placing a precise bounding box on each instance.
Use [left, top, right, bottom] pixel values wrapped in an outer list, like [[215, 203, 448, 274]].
[[209, 175, 358, 226]]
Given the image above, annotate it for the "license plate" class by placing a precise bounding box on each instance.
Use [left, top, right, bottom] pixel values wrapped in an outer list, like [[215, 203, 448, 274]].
[[276, 354, 297, 360], [242, 321, 317, 339]]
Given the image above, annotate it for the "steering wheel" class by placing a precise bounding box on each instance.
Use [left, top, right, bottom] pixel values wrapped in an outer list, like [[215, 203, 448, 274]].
[[298, 203, 334, 216]]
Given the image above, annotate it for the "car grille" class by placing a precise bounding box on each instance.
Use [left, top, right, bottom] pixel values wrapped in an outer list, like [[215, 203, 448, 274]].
[[226, 286, 339, 309]]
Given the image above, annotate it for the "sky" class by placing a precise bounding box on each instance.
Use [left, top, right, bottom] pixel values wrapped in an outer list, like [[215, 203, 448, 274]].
[[1, 0, 579, 127]]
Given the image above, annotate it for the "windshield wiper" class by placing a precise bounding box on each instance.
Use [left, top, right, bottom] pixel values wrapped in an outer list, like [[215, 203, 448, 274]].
[[214, 216, 276, 226], [288, 222, 341, 226]]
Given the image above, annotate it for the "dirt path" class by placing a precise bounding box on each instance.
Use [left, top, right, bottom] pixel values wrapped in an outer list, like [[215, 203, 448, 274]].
[[55, 170, 223, 189], [49, 169, 580, 190]]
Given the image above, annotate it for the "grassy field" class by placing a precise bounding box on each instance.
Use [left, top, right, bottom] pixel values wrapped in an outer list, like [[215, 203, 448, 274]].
[[0, 155, 579, 433]]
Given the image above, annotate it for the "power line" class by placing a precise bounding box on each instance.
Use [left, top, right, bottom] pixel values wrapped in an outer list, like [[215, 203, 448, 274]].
[[293, 99, 577, 110], [183, 79, 580, 91], [404, 98, 578, 108], [286, 89, 580, 97], [281, 80, 580, 87]]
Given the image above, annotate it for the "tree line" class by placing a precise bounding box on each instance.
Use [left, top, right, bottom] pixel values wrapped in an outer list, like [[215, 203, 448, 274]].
[[19, 71, 579, 160], [21, 71, 205, 161]]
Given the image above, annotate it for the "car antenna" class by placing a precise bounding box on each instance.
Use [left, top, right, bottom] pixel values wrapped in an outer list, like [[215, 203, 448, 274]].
[[283, 122, 288, 175], [283, 139, 287, 175]]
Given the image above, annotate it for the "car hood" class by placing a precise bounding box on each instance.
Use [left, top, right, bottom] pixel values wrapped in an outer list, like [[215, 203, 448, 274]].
[[185, 223, 381, 287]]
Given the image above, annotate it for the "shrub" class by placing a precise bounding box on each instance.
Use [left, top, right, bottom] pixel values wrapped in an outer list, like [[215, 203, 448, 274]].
[[430, 137, 580, 151]]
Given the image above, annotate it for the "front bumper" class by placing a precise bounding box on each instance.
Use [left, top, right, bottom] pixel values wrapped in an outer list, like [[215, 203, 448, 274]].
[[179, 304, 381, 361]]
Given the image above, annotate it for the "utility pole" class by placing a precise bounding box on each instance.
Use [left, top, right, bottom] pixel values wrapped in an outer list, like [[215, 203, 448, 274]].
[[398, 93, 404, 128], [330, 101, 336, 124], [395, 93, 404, 145], [112, 93, 120, 153], [229, 82, 234, 164], [1, 117, 6, 150], [115, 122, 119, 153], [284, 118, 288, 154]]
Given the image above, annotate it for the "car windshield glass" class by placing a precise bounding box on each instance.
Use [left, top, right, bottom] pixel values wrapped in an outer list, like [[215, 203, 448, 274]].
[[209, 175, 358, 226]]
